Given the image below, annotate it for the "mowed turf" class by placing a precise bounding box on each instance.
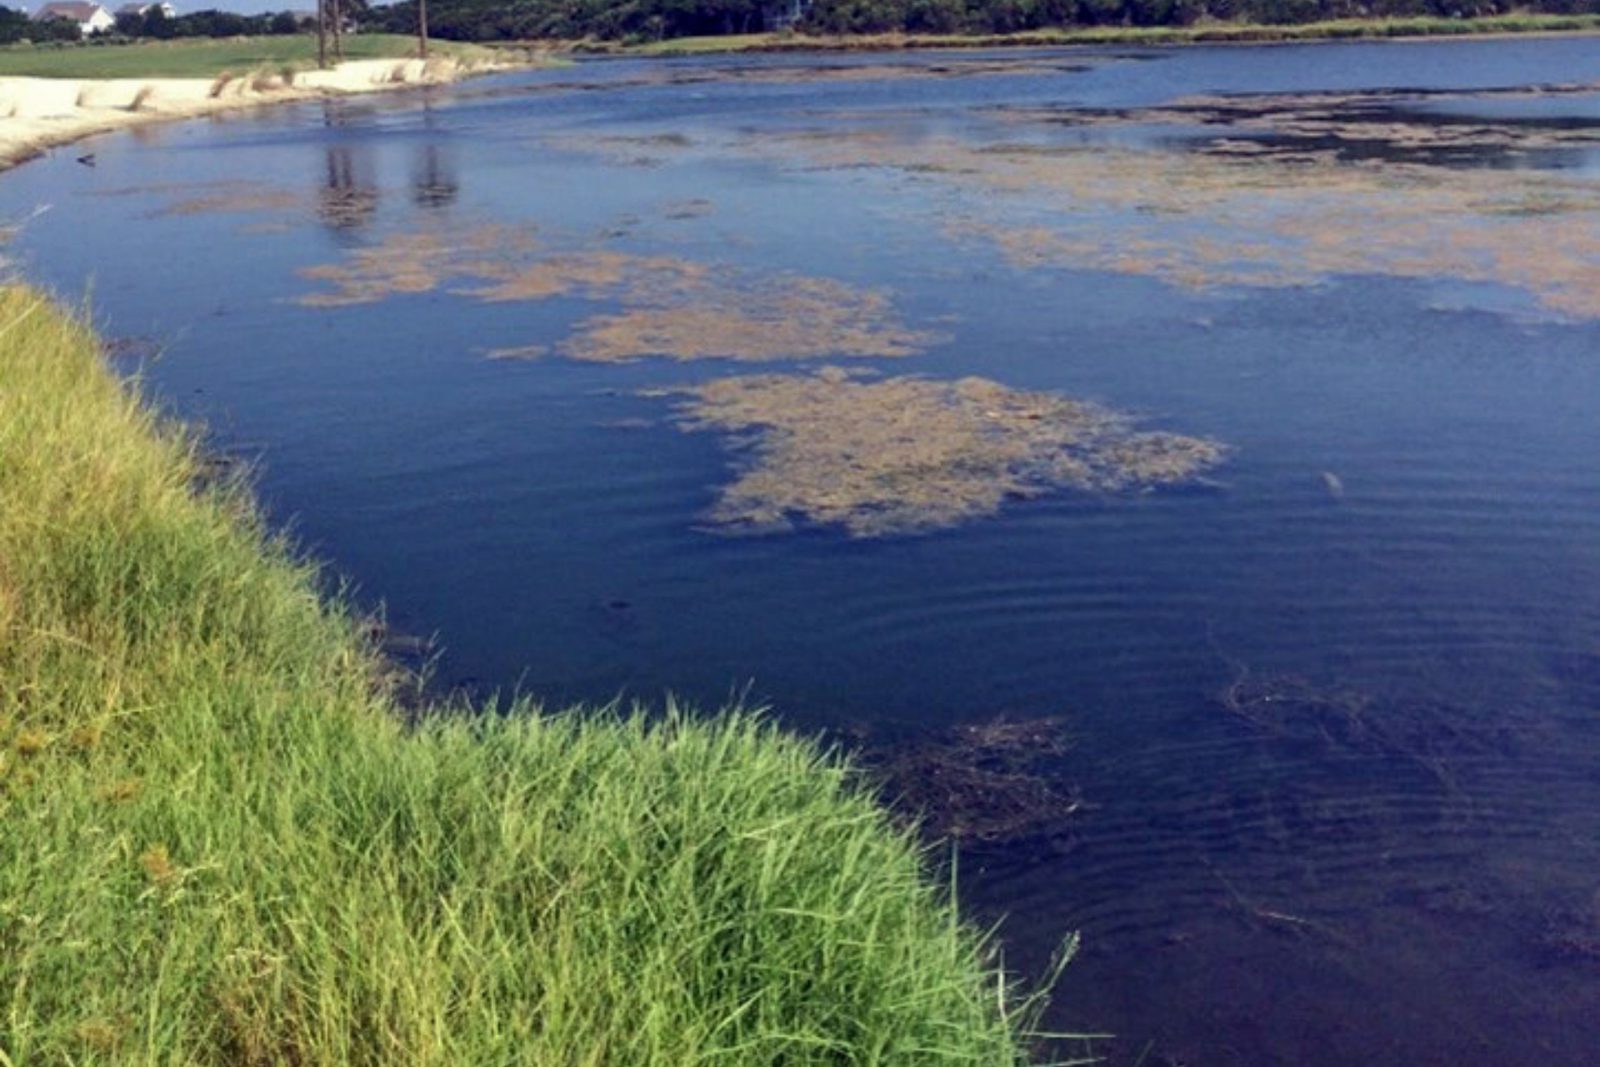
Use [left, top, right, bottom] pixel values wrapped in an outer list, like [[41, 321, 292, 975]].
[[0, 34, 495, 78]]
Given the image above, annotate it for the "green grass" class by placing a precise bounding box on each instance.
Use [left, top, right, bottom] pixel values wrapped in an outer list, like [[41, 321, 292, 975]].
[[0, 284, 1074, 1065], [616, 13, 1600, 54], [0, 34, 498, 78]]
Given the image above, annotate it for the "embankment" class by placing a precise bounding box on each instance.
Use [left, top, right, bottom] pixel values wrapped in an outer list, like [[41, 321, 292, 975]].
[[0, 56, 492, 171], [0, 285, 1041, 1063]]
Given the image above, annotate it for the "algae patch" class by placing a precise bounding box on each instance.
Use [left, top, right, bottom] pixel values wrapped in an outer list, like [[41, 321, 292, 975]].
[[295, 225, 535, 307], [458, 251, 708, 303], [296, 225, 931, 362], [1005, 82, 1600, 167], [565, 277, 929, 363], [662, 368, 1225, 537], [744, 88, 1600, 320]]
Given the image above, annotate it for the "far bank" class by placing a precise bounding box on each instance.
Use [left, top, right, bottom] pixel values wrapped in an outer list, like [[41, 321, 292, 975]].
[[591, 13, 1600, 55], [0, 37, 543, 172]]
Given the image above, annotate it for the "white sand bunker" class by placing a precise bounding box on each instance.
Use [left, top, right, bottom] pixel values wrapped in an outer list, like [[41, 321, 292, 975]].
[[0, 58, 484, 171], [663, 368, 1226, 538]]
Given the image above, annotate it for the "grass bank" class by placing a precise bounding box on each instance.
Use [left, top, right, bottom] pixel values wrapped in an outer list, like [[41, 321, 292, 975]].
[[608, 13, 1600, 54], [0, 284, 1059, 1064], [0, 34, 501, 78]]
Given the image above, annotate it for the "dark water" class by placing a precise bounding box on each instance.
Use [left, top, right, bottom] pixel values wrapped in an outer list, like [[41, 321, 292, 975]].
[[4, 37, 1599, 1066]]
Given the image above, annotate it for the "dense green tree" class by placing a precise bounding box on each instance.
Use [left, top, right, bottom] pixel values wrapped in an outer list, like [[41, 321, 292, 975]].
[[349, 0, 1600, 40], [0, 5, 32, 43]]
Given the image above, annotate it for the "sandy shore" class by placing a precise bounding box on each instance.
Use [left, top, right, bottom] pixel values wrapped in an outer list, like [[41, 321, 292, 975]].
[[0, 56, 507, 170]]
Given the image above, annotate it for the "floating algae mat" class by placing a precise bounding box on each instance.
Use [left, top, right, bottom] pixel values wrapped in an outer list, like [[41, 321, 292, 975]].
[[724, 85, 1600, 319], [296, 225, 932, 361], [563, 277, 931, 363], [295, 224, 539, 307], [1002, 81, 1600, 166], [662, 369, 1226, 537]]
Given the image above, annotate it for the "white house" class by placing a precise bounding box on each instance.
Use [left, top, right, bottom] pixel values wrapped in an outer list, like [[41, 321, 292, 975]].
[[32, 1, 117, 35]]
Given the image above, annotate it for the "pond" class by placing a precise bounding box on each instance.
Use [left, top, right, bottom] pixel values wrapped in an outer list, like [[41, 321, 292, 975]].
[[4, 36, 1599, 1066]]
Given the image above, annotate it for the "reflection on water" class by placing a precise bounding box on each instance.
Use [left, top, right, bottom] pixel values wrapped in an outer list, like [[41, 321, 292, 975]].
[[317, 145, 379, 231], [3, 37, 1600, 1067], [411, 103, 459, 211], [411, 144, 458, 210]]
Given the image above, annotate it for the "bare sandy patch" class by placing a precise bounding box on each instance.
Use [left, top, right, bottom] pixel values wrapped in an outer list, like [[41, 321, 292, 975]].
[[0, 58, 504, 172]]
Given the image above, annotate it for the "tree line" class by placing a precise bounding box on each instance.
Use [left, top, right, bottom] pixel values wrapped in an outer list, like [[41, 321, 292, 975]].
[[356, 0, 1599, 40], [7, 0, 1596, 46], [116, 8, 307, 38], [0, 5, 310, 42], [0, 5, 80, 41], [799, 0, 1600, 33]]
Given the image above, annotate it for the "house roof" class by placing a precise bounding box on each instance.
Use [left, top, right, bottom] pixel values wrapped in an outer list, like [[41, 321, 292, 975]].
[[34, 1, 108, 20]]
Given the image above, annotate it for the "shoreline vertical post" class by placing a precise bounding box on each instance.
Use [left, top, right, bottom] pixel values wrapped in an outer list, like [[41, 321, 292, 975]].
[[315, 0, 327, 68]]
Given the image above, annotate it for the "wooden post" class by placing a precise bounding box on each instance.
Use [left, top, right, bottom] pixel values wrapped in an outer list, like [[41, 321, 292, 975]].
[[315, 0, 327, 68], [330, 0, 343, 61], [417, 0, 429, 59]]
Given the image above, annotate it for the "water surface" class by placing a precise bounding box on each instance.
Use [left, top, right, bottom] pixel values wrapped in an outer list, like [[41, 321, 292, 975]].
[[5, 37, 1600, 1066]]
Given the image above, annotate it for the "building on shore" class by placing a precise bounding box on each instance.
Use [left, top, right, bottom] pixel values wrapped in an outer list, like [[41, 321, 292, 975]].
[[32, 1, 116, 35]]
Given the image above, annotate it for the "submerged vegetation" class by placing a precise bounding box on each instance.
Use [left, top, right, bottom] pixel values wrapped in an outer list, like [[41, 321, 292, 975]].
[[0, 286, 1057, 1063], [866, 717, 1082, 848], [662, 368, 1225, 537]]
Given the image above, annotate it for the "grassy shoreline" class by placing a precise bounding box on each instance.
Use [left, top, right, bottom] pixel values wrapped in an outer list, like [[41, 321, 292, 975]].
[[0, 286, 1053, 1064], [595, 13, 1600, 54]]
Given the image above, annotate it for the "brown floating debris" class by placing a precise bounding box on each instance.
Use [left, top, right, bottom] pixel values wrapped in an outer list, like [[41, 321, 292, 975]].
[[661, 368, 1226, 537]]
